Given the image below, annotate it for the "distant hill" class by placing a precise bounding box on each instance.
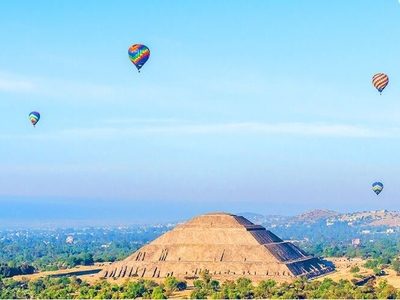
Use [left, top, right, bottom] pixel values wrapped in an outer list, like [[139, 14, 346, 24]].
[[243, 209, 400, 228], [292, 209, 339, 223], [326, 210, 400, 227], [237, 209, 400, 245]]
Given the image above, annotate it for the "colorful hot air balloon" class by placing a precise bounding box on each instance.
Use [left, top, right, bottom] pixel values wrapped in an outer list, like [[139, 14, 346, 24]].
[[372, 73, 389, 94], [128, 44, 150, 72], [29, 111, 40, 127], [372, 182, 384, 195]]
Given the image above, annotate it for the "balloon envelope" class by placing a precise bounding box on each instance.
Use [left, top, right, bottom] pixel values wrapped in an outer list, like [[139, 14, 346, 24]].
[[29, 111, 40, 126], [128, 44, 150, 71], [372, 182, 384, 195], [372, 73, 389, 94]]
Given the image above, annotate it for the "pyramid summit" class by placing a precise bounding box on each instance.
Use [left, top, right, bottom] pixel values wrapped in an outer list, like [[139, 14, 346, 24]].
[[99, 212, 334, 281]]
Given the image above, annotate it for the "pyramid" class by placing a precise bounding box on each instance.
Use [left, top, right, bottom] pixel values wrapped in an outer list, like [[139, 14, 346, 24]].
[[99, 213, 334, 281]]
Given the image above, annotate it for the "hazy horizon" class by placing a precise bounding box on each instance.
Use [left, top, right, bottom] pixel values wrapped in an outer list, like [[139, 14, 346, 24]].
[[1, 1, 400, 227], [0, 195, 395, 228]]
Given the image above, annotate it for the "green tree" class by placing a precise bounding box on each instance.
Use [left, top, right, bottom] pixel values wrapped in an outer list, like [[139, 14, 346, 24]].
[[80, 253, 94, 266], [164, 276, 179, 295], [124, 280, 146, 298], [255, 279, 276, 298], [209, 280, 219, 292], [364, 259, 379, 269], [236, 277, 254, 299], [376, 280, 397, 299], [219, 280, 239, 299], [392, 259, 400, 274], [28, 278, 46, 295], [151, 286, 166, 299], [350, 265, 360, 273], [373, 267, 382, 276], [191, 289, 208, 299]]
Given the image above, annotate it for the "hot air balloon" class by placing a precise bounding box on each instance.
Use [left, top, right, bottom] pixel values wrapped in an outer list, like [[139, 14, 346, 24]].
[[29, 111, 40, 127], [372, 182, 383, 195], [128, 44, 150, 72], [372, 73, 389, 94]]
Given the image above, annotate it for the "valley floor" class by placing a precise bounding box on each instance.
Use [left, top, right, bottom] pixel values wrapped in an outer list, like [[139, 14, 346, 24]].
[[12, 257, 400, 290], [323, 257, 400, 289]]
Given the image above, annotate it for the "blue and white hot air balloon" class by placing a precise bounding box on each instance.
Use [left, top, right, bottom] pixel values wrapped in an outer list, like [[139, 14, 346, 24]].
[[28, 111, 40, 127], [372, 182, 384, 195]]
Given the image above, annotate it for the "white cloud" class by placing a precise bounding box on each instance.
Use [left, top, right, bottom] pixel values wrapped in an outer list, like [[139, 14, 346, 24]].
[[16, 121, 395, 140], [138, 122, 394, 138], [0, 116, 394, 140]]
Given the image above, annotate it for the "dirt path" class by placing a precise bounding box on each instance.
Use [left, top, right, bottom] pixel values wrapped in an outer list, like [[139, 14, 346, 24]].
[[12, 263, 109, 282]]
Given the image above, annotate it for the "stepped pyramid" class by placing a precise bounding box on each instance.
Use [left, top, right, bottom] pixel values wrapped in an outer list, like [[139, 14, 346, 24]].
[[99, 213, 334, 281]]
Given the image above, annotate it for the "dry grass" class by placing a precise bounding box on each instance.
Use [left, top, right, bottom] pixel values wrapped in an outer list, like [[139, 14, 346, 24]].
[[321, 257, 372, 281], [12, 263, 110, 282], [321, 257, 400, 288]]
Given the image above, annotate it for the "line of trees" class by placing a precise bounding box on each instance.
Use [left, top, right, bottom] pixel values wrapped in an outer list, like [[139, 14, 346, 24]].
[[0, 264, 35, 278], [0, 275, 187, 299], [1, 271, 400, 299], [190, 271, 399, 299], [0, 226, 167, 272]]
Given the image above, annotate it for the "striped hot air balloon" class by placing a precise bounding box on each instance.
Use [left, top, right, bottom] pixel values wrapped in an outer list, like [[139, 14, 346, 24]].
[[372, 73, 389, 94], [28, 111, 40, 127], [128, 44, 150, 72], [372, 182, 384, 195]]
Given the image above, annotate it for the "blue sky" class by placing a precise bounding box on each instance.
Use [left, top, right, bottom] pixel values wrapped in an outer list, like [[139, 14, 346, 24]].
[[1, 0, 400, 225]]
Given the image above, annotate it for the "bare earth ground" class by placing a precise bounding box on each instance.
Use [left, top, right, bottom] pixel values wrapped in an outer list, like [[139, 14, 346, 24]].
[[13, 263, 111, 282], [323, 257, 400, 289]]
